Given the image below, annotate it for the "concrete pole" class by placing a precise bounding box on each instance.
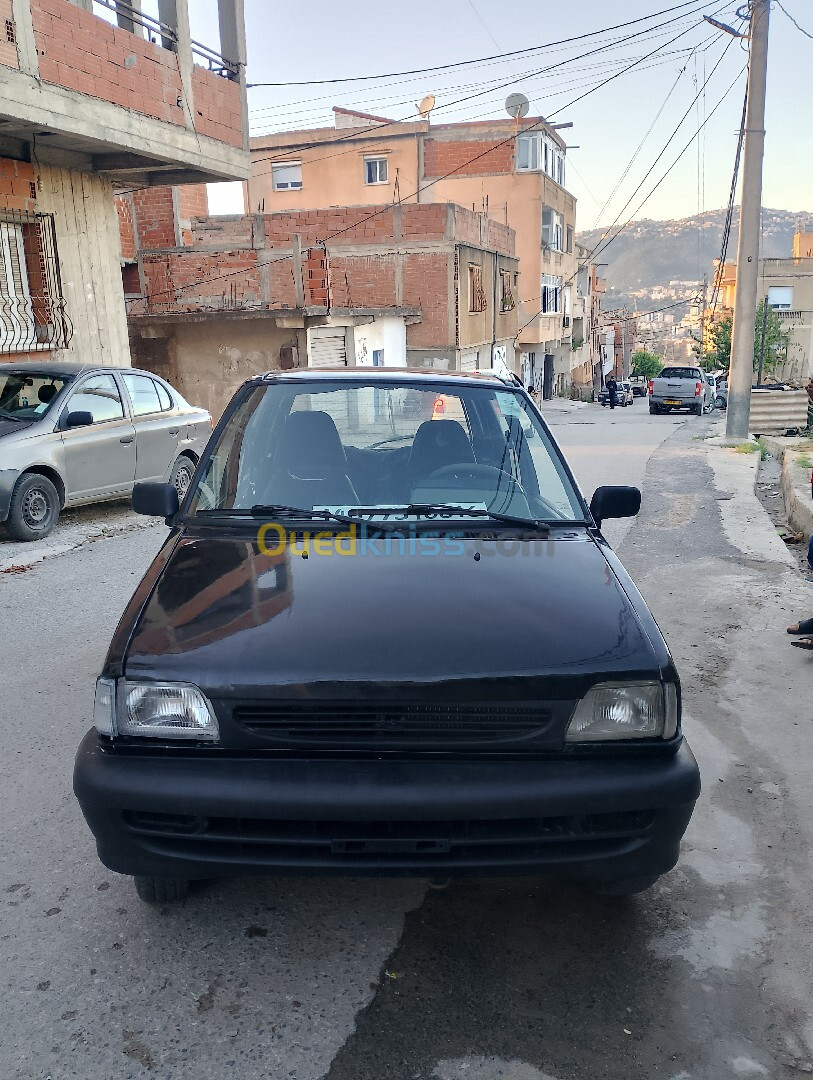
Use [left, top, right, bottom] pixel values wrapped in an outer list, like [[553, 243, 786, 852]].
[[726, 0, 770, 440]]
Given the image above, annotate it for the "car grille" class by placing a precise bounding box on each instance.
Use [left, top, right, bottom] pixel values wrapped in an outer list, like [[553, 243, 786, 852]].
[[230, 701, 555, 750], [123, 809, 655, 868]]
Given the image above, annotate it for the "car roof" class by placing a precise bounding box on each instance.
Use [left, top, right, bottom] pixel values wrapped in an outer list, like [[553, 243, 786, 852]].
[[0, 361, 168, 381], [257, 366, 515, 388]]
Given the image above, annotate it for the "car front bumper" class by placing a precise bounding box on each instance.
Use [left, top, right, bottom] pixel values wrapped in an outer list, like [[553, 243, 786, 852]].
[[74, 731, 700, 883]]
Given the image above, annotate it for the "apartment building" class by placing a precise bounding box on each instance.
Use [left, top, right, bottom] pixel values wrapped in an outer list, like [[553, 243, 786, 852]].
[[247, 107, 580, 395], [0, 0, 248, 367], [121, 190, 518, 418]]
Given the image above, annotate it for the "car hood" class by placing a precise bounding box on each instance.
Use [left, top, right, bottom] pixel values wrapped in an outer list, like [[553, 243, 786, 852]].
[[0, 418, 34, 440], [122, 530, 667, 698]]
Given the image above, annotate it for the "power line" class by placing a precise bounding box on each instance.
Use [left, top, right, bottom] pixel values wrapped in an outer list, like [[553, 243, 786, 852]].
[[245, 0, 719, 87], [251, 5, 719, 169], [709, 86, 748, 317], [775, 0, 813, 40]]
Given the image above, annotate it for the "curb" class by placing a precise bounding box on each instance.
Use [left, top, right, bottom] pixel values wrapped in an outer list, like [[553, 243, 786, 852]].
[[760, 435, 813, 540]]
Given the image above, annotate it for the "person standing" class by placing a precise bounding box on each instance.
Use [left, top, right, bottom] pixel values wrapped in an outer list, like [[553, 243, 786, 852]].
[[606, 375, 618, 410]]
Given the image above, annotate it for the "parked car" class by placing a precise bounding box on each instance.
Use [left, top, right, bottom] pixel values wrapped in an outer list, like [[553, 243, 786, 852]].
[[598, 381, 634, 407], [629, 378, 648, 398], [74, 368, 700, 905], [715, 380, 728, 410], [0, 362, 211, 541], [649, 366, 710, 415]]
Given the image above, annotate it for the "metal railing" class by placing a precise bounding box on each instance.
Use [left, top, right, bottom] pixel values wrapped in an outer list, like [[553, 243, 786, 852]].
[[0, 211, 73, 354], [91, 1, 239, 79]]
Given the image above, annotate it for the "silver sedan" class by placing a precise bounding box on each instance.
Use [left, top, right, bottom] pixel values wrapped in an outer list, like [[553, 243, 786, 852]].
[[0, 362, 211, 541]]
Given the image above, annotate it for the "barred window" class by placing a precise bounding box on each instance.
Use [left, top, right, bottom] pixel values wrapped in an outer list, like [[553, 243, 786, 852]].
[[468, 264, 486, 314]]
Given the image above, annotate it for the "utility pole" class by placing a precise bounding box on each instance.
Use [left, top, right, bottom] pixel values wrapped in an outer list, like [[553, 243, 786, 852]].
[[726, 0, 771, 440], [700, 273, 708, 364]]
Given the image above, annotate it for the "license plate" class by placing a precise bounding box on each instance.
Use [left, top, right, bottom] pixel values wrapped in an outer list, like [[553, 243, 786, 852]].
[[664, 399, 682, 405]]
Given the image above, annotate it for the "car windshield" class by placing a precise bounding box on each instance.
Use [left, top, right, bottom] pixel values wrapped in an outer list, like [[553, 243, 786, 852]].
[[187, 377, 586, 524], [0, 370, 71, 421]]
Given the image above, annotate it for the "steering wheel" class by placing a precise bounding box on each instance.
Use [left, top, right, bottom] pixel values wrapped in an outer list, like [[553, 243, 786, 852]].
[[420, 463, 513, 487]]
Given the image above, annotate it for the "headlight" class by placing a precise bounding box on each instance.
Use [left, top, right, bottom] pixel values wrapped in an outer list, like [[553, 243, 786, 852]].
[[565, 682, 678, 743], [115, 681, 219, 741]]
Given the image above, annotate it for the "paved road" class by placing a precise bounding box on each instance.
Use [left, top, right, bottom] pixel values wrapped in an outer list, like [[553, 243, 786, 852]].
[[2, 404, 812, 1080]]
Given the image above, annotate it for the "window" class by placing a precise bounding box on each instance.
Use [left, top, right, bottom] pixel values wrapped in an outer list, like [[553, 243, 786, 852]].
[[468, 264, 486, 313], [541, 208, 564, 252], [516, 134, 539, 171], [566, 225, 574, 254], [0, 223, 34, 349], [768, 286, 793, 310], [272, 162, 302, 191], [364, 157, 388, 185], [68, 374, 125, 424], [155, 382, 173, 411], [122, 373, 164, 416], [500, 269, 514, 312], [372, 349, 385, 366], [541, 275, 562, 314]]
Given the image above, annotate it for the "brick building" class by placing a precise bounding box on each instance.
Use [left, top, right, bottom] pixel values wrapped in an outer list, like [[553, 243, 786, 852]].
[[0, 0, 248, 367], [121, 189, 518, 418], [247, 107, 588, 396]]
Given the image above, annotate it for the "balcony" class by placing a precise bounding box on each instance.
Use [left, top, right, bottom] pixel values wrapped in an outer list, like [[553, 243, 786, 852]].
[[0, 0, 248, 185]]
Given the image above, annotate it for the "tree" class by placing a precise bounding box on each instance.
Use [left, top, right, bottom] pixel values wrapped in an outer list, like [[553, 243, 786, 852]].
[[630, 350, 663, 380], [710, 303, 790, 376]]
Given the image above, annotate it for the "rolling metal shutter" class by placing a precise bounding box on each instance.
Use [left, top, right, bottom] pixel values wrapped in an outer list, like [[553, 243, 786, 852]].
[[309, 327, 347, 368]]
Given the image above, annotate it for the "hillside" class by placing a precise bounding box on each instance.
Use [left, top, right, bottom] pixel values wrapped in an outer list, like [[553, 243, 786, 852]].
[[577, 207, 811, 310]]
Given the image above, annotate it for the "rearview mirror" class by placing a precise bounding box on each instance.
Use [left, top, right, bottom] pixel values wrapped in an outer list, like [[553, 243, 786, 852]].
[[132, 481, 179, 521], [64, 410, 93, 430], [590, 485, 641, 528]]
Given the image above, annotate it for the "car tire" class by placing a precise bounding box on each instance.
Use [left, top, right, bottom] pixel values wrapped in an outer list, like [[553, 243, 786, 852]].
[[591, 874, 661, 896], [134, 876, 190, 903], [170, 456, 195, 503], [715, 395, 726, 410], [4, 473, 60, 542], [649, 404, 659, 415]]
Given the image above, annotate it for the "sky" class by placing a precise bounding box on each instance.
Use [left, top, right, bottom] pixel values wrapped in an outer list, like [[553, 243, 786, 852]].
[[184, 0, 813, 228]]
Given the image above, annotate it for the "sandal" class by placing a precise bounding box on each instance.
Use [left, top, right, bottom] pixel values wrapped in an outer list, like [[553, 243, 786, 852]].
[[791, 637, 813, 650], [787, 618, 813, 635]]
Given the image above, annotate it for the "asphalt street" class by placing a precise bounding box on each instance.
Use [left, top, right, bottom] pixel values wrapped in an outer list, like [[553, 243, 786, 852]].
[[1, 402, 812, 1080]]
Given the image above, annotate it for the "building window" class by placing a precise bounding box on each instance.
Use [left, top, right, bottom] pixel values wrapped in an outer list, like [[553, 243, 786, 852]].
[[541, 274, 562, 314], [566, 225, 574, 254], [372, 349, 385, 366], [0, 213, 71, 353], [468, 264, 486, 313], [500, 269, 515, 312], [272, 162, 302, 191], [541, 208, 564, 252], [516, 134, 539, 171], [768, 286, 793, 310], [364, 157, 388, 185]]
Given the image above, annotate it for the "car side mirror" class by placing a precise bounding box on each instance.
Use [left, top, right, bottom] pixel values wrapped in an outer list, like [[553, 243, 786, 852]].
[[132, 481, 179, 521], [590, 485, 641, 528], [64, 410, 93, 430]]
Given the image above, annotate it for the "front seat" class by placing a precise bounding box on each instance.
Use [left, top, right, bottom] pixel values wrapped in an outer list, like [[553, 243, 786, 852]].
[[406, 419, 475, 491], [261, 411, 358, 507]]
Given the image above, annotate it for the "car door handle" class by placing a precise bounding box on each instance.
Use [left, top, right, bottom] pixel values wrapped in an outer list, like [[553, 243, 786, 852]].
[[120, 435, 134, 444]]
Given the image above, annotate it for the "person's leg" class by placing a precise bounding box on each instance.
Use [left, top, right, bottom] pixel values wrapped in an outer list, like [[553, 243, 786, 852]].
[[808, 534, 813, 572], [788, 617, 813, 634]]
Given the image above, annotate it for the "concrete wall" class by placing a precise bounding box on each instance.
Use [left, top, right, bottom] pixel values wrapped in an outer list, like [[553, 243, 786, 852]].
[[129, 317, 306, 419], [353, 317, 406, 367], [37, 163, 131, 365]]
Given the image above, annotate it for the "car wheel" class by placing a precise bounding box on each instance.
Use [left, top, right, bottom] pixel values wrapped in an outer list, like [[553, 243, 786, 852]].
[[5, 473, 60, 541], [649, 404, 659, 415], [715, 395, 726, 410], [591, 874, 661, 896], [170, 456, 195, 502], [134, 876, 190, 903]]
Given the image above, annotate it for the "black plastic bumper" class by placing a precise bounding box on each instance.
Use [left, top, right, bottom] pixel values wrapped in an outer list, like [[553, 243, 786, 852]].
[[74, 731, 700, 882]]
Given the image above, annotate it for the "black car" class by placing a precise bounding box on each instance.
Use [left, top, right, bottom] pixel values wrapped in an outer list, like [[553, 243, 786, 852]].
[[74, 369, 700, 904]]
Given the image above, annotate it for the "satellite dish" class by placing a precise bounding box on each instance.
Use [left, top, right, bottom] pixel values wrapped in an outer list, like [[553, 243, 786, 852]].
[[417, 94, 436, 118], [505, 92, 530, 120]]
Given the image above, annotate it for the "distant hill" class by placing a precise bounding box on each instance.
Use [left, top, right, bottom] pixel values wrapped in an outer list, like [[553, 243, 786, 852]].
[[577, 207, 811, 310]]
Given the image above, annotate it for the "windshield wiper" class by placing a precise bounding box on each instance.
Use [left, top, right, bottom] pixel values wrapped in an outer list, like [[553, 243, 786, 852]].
[[354, 504, 551, 533], [245, 503, 397, 531]]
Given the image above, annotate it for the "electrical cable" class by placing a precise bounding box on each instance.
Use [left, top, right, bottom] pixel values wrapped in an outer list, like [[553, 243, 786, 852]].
[[245, 1, 721, 87], [775, 0, 813, 40], [709, 85, 747, 317]]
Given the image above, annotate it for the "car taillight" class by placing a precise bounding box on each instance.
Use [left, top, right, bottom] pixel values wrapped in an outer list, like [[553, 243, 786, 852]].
[[648, 380, 654, 395], [695, 381, 702, 396]]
